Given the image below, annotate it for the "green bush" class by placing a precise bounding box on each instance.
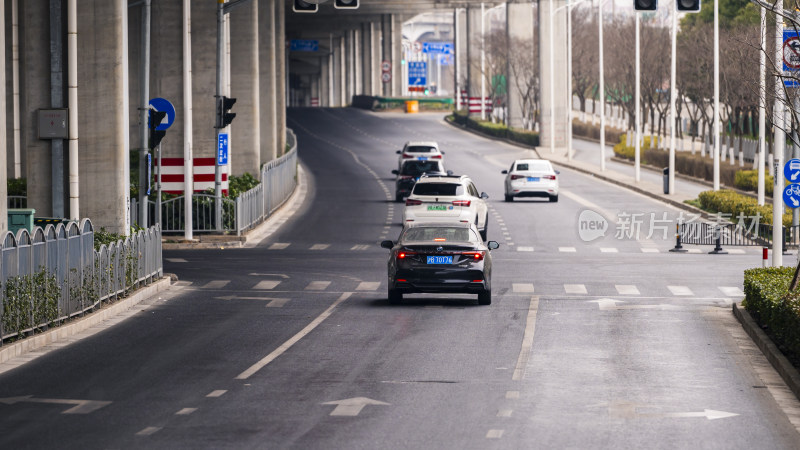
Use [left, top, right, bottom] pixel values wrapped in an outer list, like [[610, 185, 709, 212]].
[[8, 178, 26, 196], [449, 111, 540, 147], [572, 121, 624, 144], [697, 189, 791, 227], [2, 268, 60, 338], [744, 266, 800, 366], [228, 172, 259, 199], [734, 170, 775, 197]]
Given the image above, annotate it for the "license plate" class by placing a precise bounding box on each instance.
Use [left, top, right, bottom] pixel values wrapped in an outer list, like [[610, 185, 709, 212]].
[[417, 156, 428, 161], [427, 255, 453, 264], [527, 177, 540, 182], [427, 205, 447, 211]]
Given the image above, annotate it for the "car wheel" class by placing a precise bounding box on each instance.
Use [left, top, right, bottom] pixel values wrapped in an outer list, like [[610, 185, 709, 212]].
[[480, 214, 488, 241], [395, 193, 404, 203], [478, 290, 491, 305], [549, 194, 559, 203], [388, 288, 402, 304], [504, 193, 513, 202]]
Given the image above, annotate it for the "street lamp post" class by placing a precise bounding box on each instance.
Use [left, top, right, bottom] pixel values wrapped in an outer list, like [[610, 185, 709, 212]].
[[635, 13, 641, 182], [480, 2, 486, 120], [598, 0, 606, 171], [668, 4, 677, 194], [758, 6, 766, 205]]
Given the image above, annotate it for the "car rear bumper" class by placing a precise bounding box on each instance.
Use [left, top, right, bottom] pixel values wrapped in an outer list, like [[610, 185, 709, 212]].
[[390, 269, 488, 293], [508, 185, 559, 197]]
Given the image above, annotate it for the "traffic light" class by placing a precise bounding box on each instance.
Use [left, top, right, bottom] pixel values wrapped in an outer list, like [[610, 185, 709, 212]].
[[633, 0, 657, 11], [334, 0, 359, 9], [148, 110, 167, 149], [216, 96, 236, 128], [676, 0, 701, 12], [293, 0, 318, 13]]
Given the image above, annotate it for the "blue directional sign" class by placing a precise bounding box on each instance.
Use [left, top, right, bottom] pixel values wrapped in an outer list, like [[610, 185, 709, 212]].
[[218, 133, 229, 165], [785, 158, 800, 183], [408, 61, 427, 87], [149, 97, 175, 131], [422, 42, 453, 55], [146, 153, 152, 195], [290, 39, 319, 52], [784, 184, 800, 209]]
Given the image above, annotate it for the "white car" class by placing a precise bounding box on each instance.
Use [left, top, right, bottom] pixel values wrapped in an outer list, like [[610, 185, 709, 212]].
[[396, 141, 444, 170], [502, 159, 559, 202], [402, 174, 491, 241]]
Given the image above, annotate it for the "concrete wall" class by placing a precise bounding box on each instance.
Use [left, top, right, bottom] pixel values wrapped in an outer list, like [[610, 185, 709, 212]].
[[230, 0, 259, 177]]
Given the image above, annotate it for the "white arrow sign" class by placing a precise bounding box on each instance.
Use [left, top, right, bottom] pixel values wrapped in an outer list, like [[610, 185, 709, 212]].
[[0, 395, 111, 414], [321, 397, 390, 416], [641, 409, 739, 420]]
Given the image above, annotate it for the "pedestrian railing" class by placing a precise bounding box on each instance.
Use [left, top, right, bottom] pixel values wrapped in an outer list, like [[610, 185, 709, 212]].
[[676, 221, 799, 253], [7, 196, 27, 209], [0, 219, 163, 342]]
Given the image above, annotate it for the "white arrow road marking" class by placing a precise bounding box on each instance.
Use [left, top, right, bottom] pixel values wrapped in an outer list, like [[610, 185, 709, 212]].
[[321, 397, 390, 416], [253, 280, 281, 290], [640, 409, 739, 420], [0, 396, 111, 414]]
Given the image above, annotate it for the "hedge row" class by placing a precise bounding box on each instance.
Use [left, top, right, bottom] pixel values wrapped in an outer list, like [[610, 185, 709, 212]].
[[744, 267, 800, 366], [734, 170, 776, 198], [572, 121, 625, 145], [449, 111, 540, 147], [697, 189, 791, 227]]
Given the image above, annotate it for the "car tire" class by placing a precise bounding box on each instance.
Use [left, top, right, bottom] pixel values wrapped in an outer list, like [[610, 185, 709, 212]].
[[388, 288, 402, 304], [504, 193, 513, 202], [478, 290, 491, 305], [480, 215, 488, 241], [549, 194, 559, 203], [395, 193, 404, 203]]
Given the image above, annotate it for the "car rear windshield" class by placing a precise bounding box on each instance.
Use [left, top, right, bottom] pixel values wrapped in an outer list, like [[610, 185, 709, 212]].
[[406, 146, 436, 153], [400, 161, 442, 176], [516, 161, 551, 172], [412, 182, 463, 196], [403, 227, 477, 242]]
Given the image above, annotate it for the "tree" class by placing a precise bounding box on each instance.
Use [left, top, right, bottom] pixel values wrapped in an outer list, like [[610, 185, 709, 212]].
[[571, 8, 597, 115]]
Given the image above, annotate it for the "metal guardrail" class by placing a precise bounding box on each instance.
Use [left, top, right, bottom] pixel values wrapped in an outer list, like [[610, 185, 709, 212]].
[[0, 219, 163, 342], [676, 221, 800, 253], [7, 196, 26, 209]]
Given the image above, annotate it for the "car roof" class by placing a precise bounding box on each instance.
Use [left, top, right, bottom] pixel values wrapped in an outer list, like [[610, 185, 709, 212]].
[[404, 141, 439, 149], [416, 174, 468, 182], [405, 221, 472, 229], [513, 159, 550, 164]]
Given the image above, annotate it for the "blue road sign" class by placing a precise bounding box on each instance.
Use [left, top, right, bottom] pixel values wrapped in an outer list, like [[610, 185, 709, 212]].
[[422, 42, 452, 55], [784, 184, 800, 209], [783, 30, 800, 87], [149, 97, 176, 131], [408, 61, 427, 86], [146, 153, 152, 195], [785, 158, 800, 183], [438, 54, 452, 66], [218, 133, 229, 165], [290, 39, 319, 52]]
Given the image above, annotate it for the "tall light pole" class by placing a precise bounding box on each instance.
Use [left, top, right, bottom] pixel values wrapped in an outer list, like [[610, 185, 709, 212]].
[[549, 0, 555, 153], [598, 0, 606, 171], [758, 6, 766, 205], [567, 0, 574, 160], [713, 0, 720, 191], [480, 2, 486, 120], [635, 13, 641, 182], [668, 4, 677, 194], [773, 15, 786, 267]]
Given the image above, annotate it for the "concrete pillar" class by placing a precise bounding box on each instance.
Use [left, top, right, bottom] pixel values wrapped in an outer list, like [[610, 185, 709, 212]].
[[393, 17, 402, 96], [466, 6, 482, 117], [370, 22, 381, 95], [339, 37, 346, 106], [506, 2, 534, 129], [360, 23, 371, 96], [275, 0, 286, 155], [353, 28, 361, 99], [259, 0, 277, 164], [189, 0, 218, 169], [345, 30, 353, 103], [319, 57, 328, 106], [454, 8, 466, 109], [381, 14, 394, 97], [328, 49, 335, 106], [77, 0, 128, 232], [539, 0, 569, 149], [4, 0, 13, 181], [230, 0, 259, 177]]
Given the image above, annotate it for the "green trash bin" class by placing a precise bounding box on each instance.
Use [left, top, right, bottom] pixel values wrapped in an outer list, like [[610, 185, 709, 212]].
[[8, 208, 36, 234]]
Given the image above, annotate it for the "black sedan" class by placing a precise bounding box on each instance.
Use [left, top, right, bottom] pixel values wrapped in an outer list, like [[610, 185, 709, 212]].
[[391, 160, 447, 202], [380, 222, 499, 305]]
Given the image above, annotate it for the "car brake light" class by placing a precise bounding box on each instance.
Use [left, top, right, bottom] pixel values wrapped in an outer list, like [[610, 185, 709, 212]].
[[431, 154, 442, 159], [452, 200, 471, 207], [461, 251, 484, 261], [400, 175, 414, 180], [406, 198, 422, 206], [544, 175, 557, 180], [472, 279, 483, 282], [434, 238, 446, 241], [402, 153, 412, 158], [510, 174, 524, 180], [397, 279, 407, 282], [397, 251, 417, 259]]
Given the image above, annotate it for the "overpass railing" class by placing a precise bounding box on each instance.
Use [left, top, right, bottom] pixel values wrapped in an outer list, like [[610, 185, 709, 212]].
[[0, 219, 163, 342]]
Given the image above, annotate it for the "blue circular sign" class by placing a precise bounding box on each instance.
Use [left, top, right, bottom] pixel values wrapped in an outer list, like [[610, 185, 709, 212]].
[[148, 97, 176, 131], [784, 158, 800, 183], [784, 183, 800, 209]]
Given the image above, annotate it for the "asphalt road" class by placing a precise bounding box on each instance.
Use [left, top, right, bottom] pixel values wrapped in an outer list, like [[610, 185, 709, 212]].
[[0, 108, 798, 449]]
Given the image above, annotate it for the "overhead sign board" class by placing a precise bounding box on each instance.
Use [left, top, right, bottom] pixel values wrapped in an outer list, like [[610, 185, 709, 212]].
[[149, 97, 176, 131], [783, 31, 800, 87], [422, 42, 453, 55], [408, 61, 427, 86], [290, 39, 319, 52]]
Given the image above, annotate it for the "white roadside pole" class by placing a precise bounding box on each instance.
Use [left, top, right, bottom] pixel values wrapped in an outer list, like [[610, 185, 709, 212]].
[[567, 0, 574, 160], [549, 0, 555, 154], [774, 17, 786, 267], [668, 5, 677, 194], [635, 14, 641, 182], [599, 0, 606, 171], [758, 6, 766, 205], [480, 2, 486, 121], [713, 0, 720, 191]]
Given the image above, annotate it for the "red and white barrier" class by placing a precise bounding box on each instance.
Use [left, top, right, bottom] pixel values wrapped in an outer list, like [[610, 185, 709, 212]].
[[467, 97, 493, 114], [159, 157, 229, 195], [310, 97, 319, 107]]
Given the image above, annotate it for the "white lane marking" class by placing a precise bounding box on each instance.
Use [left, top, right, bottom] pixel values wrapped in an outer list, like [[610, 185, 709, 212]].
[[687, 249, 702, 254], [559, 190, 618, 224], [203, 280, 230, 289], [269, 243, 290, 250], [641, 248, 660, 253], [310, 244, 330, 250], [497, 409, 513, 417], [719, 286, 744, 297], [516, 246, 534, 252], [306, 281, 331, 291], [136, 427, 162, 436], [253, 280, 281, 290], [600, 248, 619, 253], [564, 284, 588, 294], [486, 430, 504, 439], [236, 293, 353, 380], [668, 286, 694, 296], [512, 283, 535, 293], [351, 244, 370, 251], [513, 296, 539, 381], [727, 249, 746, 254], [616, 285, 640, 295], [506, 391, 520, 399], [176, 408, 197, 415], [166, 258, 187, 263], [207, 390, 227, 398], [559, 247, 577, 252], [266, 299, 290, 308], [356, 282, 380, 291]]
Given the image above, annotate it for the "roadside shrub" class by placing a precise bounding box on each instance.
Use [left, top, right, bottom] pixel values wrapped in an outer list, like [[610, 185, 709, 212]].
[[697, 189, 791, 227], [744, 267, 800, 365], [228, 173, 259, 199], [572, 121, 624, 144], [448, 111, 540, 147], [734, 170, 775, 197], [8, 178, 26, 196]]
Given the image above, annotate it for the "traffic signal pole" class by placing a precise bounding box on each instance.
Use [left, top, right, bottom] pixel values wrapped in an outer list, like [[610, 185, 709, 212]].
[[216, 0, 224, 232], [139, 0, 151, 228], [774, 16, 785, 267]]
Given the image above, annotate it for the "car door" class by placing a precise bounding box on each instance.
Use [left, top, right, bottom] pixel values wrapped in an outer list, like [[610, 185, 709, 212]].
[[468, 182, 487, 227]]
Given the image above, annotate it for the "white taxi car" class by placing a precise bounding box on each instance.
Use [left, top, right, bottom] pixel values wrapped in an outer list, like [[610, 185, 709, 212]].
[[396, 141, 444, 170], [402, 174, 490, 241], [502, 159, 559, 202]]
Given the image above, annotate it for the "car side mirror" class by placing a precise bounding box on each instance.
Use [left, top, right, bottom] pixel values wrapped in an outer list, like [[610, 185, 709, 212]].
[[487, 241, 500, 250], [446, 170, 454, 175], [555, 170, 561, 175], [380, 240, 394, 249], [396, 150, 401, 154], [441, 151, 445, 154], [501, 170, 508, 174], [392, 170, 399, 175], [481, 192, 489, 199]]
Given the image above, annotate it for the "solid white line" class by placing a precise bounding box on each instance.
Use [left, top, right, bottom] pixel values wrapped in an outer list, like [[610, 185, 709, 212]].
[[668, 286, 694, 296], [253, 280, 281, 290], [236, 293, 352, 380], [203, 280, 230, 289], [616, 285, 640, 295], [513, 296, 538, 381]]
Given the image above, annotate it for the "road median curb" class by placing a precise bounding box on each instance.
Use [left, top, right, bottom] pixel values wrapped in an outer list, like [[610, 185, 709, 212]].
[[0, 277, 173, 366], [733, 302, 800, 401]]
